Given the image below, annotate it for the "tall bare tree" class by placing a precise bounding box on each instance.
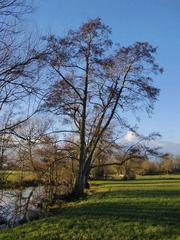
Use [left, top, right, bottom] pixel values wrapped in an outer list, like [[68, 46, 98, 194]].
[[42, 18, 163, 197], [0, 0, 44, 135]]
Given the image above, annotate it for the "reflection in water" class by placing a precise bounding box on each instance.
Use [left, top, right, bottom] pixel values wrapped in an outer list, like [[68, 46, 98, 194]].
[[0, 186, 44, 227]]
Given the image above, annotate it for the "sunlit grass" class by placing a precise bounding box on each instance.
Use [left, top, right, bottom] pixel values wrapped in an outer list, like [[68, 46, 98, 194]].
[[5, 170, 36, 181], [0, 175, 180, 239], [0, 170, 40, 188]]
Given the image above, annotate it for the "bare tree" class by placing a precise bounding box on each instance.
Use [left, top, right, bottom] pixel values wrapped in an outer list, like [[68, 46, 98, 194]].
[[12, 117, 51, 174], [91, 132, 161, 178], [0, 0, 44, 136], [42, 18, 163, 197]]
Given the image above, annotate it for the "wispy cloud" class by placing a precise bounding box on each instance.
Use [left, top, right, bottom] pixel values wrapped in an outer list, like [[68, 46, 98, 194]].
[[158, 141, 180, 155], [123, 132, 180, 155]]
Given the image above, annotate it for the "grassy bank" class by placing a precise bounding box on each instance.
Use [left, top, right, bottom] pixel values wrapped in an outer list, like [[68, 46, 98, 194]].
[[0, 175, 180, 240], [0, 171, 42, 189]]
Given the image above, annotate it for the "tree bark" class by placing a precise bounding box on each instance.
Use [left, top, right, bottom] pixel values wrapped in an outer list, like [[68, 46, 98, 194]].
[[72, 171, 86, 198]]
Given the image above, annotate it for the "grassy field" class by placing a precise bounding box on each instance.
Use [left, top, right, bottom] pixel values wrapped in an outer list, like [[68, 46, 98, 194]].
[[0, 170, 41, 188], [0, 175, 180, 240], [1, 170, 36, 181]]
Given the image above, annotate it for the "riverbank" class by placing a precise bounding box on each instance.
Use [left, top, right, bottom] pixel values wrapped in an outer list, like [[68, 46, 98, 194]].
[[1, 175, 180, 240], [0, 171, 43, 189]]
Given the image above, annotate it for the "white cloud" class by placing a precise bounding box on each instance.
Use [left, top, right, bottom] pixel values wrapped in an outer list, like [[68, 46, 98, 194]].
[[123, 131, 180, 155], [124, 131, 137, 142]]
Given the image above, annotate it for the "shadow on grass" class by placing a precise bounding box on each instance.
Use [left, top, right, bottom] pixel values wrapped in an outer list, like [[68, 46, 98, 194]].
[[1, 187, 180, 240], [61, 200, 180, 224], [99, 188, 180, 198], [60, 187, 180, 224], [92, 179, 180, 187], [45, 187, 180, 240], [66, 189, 179, 234]]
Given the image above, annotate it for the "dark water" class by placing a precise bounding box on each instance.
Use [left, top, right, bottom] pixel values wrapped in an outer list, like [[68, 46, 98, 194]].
[[0, 186, 44, 228]]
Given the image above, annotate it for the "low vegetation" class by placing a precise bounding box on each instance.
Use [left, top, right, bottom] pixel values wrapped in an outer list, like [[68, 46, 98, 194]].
[[1, 175, 180, 240]]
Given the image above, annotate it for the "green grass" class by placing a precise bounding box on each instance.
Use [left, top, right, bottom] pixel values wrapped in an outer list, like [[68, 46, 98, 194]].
[[0, 175, 180, 240], [0, 170, 41, 189]]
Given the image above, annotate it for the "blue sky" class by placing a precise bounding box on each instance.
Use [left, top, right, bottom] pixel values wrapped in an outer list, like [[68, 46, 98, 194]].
[[30, 0, 180, 153]]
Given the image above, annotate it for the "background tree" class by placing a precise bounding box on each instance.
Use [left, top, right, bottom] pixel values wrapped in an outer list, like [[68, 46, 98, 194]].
[[160, 153, 173, 174], [13, 118, 51, 176], [173, 155, 180, 173], [91, 132, 161, 179]]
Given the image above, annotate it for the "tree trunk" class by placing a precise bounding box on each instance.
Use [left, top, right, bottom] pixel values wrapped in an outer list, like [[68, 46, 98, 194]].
[[72, 161, 91, 198], [70, 56, 91, 199], [84, 168, 91, 189], [72, 171, 86, 198]]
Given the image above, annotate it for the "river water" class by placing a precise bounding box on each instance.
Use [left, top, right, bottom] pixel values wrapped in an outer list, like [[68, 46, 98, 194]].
[[0, 186, 44, 228]]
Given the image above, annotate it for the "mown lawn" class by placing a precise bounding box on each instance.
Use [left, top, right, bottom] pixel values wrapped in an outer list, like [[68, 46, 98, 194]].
[[0, 175, 180, 240]]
